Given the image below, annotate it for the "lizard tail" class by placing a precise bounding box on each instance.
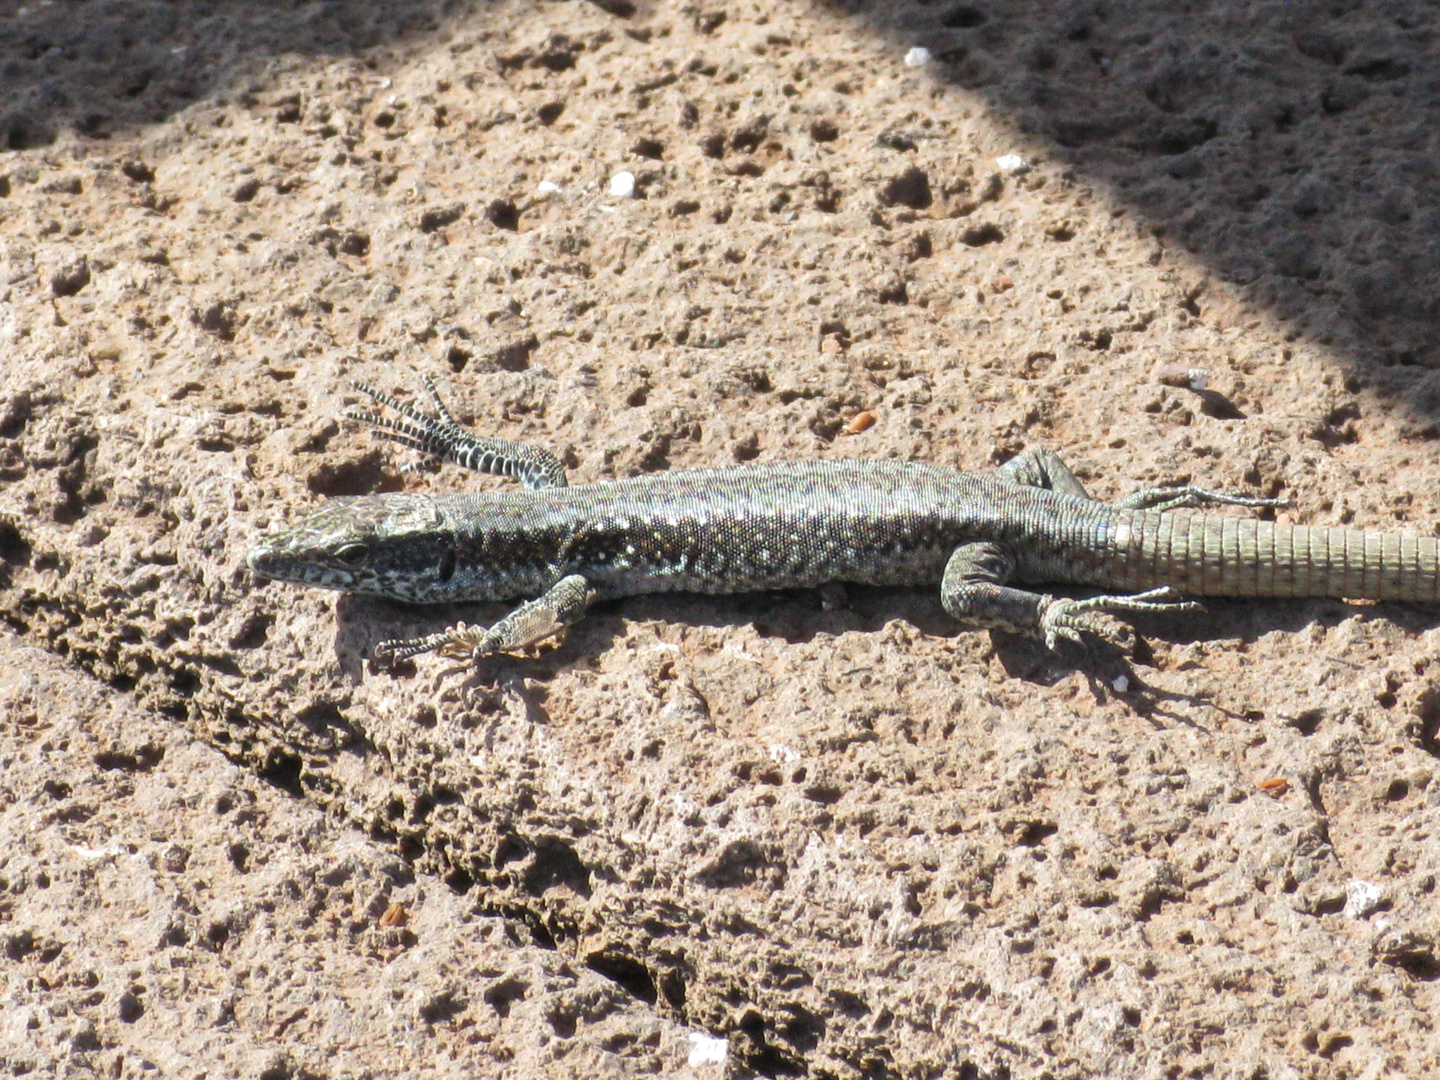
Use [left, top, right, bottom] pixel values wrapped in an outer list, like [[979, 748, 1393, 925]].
[[1112, 512, 1440, 602]]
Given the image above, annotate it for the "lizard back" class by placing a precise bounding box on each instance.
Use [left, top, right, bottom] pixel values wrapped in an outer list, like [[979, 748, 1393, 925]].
[[438, 459, 1009, 601]]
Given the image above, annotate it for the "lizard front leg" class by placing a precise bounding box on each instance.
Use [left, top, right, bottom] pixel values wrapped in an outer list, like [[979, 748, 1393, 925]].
[[939, 541, 1198, 650], [374, 574, 596, 663]]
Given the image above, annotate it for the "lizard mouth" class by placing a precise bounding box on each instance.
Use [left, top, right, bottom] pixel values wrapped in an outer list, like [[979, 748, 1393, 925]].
[[247, 530, 373, 592], [246, 538, 288, 581]]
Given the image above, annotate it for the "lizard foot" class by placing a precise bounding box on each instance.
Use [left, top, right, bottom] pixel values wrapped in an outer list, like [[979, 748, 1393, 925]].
[[1038, 587, 1201, 650], [374, 622, 570, 665], [374, 623, 502, 664]]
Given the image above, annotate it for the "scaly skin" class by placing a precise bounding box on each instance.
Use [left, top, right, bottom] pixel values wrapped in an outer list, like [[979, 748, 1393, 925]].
[[247, 380, 1440, 661]]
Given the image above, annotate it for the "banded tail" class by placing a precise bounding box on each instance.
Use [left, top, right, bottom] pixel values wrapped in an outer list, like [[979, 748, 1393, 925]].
[[1107, 513, 1440, 602]]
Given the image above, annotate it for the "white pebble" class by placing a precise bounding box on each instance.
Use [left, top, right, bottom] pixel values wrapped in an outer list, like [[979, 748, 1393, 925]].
[[996, 154, 1030, 175], [1344, 880, 1383, 919], [687, 1032, 728, 1067], [1110, 674, 1130, 693], [536, 180, 561, 197], [608, 171, 636, 199], [904, 46, 932, 68]]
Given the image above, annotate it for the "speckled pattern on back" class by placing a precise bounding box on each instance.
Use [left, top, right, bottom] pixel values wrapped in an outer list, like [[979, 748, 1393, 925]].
[[248, 458, 1440, 607]]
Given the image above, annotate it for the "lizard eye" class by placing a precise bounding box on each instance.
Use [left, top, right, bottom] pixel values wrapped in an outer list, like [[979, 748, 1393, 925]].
[[335, 543, 369, 566], [436, 548, 456, 582]]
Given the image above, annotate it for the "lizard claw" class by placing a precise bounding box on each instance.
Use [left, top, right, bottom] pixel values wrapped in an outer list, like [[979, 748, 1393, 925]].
[[435, 623, 504, 661], [1039, 587, 1201, 650], [374, 623, 498, 664]]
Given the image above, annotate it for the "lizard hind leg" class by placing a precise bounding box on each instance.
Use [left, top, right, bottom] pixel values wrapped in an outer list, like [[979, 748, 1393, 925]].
[[347, 374, 569, 490], [1115, 485, 1286, 514], [940, 541, 1200, 650], [996, 448, 1094, 499], [1000, 448, 1286, 515]]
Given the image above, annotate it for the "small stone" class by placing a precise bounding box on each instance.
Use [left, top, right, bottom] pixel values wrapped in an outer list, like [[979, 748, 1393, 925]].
[[608, 171, 636, 198], [536, 181, 561, 196], [160, 843, 191, 873], [687, 1031, 728, 1067], [1157, 364, 1210, 391], [50, 256, 90, 297], [996, 154, 1030, 175], [1344, 880, 1382, 920], [904, 47, 932, 68]]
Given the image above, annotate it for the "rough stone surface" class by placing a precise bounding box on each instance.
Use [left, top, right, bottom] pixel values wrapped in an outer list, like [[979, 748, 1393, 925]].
[[0, 639, 696, 1078], [2, 1, 1439, 1077]]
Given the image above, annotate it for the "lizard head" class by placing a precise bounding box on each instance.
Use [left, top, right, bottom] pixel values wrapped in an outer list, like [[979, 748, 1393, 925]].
[[247, 494, 457, 602]]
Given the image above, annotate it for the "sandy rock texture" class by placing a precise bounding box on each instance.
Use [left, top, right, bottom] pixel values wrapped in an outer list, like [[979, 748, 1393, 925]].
[[0, 638, 700, 1078], [2, 0, 1439, 1076]]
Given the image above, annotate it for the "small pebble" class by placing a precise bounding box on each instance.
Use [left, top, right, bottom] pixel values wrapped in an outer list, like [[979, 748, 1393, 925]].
[[608, 171, 636, 198], [536, 180, 561, 196], [1344, 880, 1383, 919], [1110, 674, 1130, 693], [904, 47, 932, 68], [50, 256, 90, 297], [687, 1032, 728, 1067], [378, 901, 408, 927], [1156, 364, 1210, 391], [843, 411, 877, 435], [996, 154, 1029, 175]]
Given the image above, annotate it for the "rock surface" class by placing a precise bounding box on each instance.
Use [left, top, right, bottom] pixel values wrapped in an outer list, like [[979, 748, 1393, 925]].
[[2, 1, 1439, 1076]]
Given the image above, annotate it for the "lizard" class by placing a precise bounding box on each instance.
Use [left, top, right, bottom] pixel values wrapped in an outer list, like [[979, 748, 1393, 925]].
[[246, 377, 1440, 664]]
